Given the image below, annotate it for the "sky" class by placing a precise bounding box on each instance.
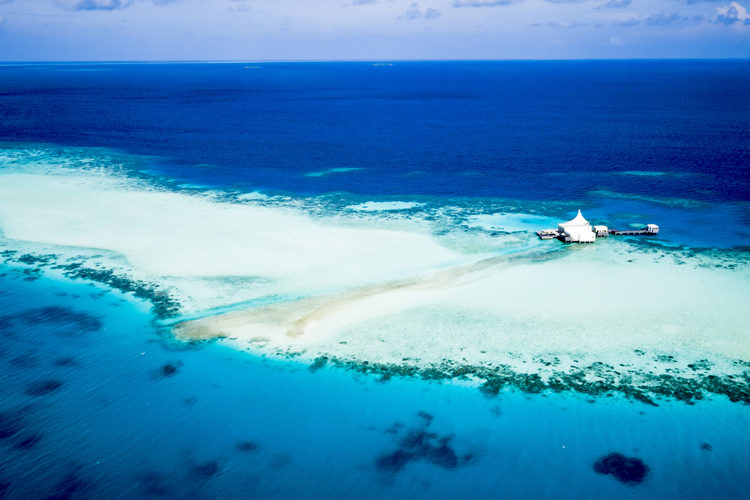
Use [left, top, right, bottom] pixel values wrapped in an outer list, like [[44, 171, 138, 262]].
[[0, 0, 748, 61]]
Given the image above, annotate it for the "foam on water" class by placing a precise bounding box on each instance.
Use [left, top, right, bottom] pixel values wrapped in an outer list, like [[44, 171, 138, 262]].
[[346, 201, 424, 212], [304, 167, 363, 178]]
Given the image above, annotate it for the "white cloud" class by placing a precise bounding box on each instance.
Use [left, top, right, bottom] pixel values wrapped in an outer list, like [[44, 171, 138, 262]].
[[534, 20, 587, 28], [56, 0, 175, 10], [599, 0, 631, 8], [403, 2, 421, 19], [453, 0, 516, 6], [609, 35, 623, 45], [424, 7, 441, 18], [61, 0, 130, 10], [402, 2, 441, 20], [643, 11, 681, 25], [715, 1, 750, 24]]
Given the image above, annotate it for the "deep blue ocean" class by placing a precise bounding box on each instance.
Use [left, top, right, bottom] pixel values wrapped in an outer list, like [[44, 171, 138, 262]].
[[1, 61, 749, 499], [1, 61, 749, 201]]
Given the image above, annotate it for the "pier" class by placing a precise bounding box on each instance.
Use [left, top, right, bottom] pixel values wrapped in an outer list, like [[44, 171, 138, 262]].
[[536, 211, 658, 244], [609, 229, 651, 236]]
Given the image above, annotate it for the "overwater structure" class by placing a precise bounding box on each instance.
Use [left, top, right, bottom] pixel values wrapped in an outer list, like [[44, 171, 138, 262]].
[[537, 210, 658, 243]]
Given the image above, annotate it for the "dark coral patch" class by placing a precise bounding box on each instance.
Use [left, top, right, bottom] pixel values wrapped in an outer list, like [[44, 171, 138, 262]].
[[0, 315, 13, 333], [0, 412, 22, 440], [53, 357, 79, 368], [376, 413, 472, 473], [308, 356, 328, 372], [191, 461, 220, 479], [425, 436, 460, 469], [236, 441, 259, 453], [155, 361, 185, 379], [10, 354, 39, 369], [384, 422, 404, 435], [161, 364, 179, 377], [416, 411, 433, 423], [593, 452, 649, 484], [13, 433, 42, 451], [21, 306, 103, 334], [376, 449, 413, 473], [46, 468, 89, 500], [26, 380, 63, 396]]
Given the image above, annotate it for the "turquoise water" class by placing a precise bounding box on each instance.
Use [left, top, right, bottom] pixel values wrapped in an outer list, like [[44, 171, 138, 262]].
[[1, 60, 749, 499], [1, 266, 748, 499]]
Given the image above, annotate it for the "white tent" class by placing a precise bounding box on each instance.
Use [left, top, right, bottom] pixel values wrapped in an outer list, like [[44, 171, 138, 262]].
[[558, 210, 596, 243]]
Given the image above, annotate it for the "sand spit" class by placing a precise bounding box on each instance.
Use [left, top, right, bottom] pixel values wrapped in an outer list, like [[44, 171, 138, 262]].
[[174, 242, 750, 405], [172, 247, 556, 344]]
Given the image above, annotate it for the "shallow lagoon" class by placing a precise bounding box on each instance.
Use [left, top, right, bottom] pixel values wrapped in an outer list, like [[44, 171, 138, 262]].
[[1, 266, 749, 499]]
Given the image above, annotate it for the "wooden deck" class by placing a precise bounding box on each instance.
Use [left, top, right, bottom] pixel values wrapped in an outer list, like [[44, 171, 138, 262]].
[[609, 229, 656, 236]]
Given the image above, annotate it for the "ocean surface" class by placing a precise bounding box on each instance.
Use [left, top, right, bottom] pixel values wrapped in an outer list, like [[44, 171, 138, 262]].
[[0, 61, 749, 499]]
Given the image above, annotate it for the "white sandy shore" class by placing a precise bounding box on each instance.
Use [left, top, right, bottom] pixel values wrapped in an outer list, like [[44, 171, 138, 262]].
[[0, 156, 748, 385]]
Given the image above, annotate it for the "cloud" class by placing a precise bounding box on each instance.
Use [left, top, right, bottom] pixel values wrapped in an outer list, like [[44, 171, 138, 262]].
[[546, 20, 587, 28], [352, 0, 378, 5], [60, 0, 131, 10], [715, 1, 750, 23], [611, 16, 640, 26], [643, 11, 681, 25], [531, 20, 587, 28], [402, 2, 441, 19], [404, 2, 422, 19], [609, 35, 624, 45], [452, 0, 517, 6], [57, 0, 175, 10], [424, 7, 442, 18], [598, 0, 631, 8]]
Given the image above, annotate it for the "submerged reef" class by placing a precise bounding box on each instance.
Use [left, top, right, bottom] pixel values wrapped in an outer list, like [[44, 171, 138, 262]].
[[0, 305, 102, 337], [13, 433, 43, 451], [160, 363, 181, 378], [376, 412, 473, 473], [0, 250, 181, 319], [25, 379, 64, 397], [593, 452, 649, 485], [235, 441, 260, 453], [48, 466, 91, 500], [304, 355, 750, 406], [190, 461, 220, 480], [0, 411, 23, 440]]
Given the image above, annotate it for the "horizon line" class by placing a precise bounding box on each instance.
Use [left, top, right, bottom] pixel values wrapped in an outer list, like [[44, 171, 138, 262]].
[[1, 57, 749, 65]]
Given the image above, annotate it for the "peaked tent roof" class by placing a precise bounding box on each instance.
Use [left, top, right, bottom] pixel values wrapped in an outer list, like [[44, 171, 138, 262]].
[[559, 210, 590, 228]]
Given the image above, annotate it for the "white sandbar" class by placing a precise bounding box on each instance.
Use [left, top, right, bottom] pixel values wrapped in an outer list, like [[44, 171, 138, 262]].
[[0, 151, 748, 387]]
